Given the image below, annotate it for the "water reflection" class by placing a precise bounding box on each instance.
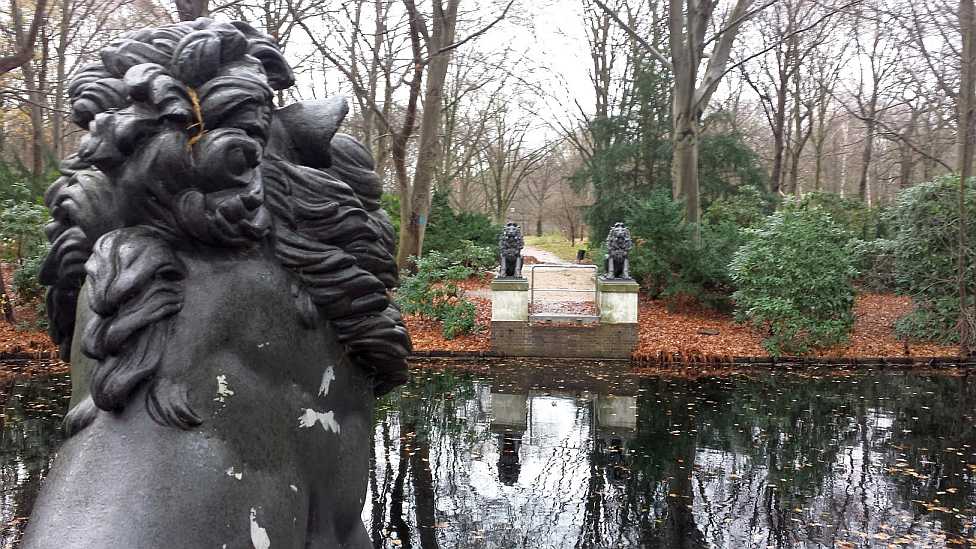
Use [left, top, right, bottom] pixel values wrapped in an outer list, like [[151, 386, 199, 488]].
[[1, 363, 976, 548], [0, 372, 70, 549], [366, 363, 976, 548]]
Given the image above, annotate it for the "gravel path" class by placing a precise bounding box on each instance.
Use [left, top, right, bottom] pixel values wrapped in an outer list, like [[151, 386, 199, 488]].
[[521, 245, 570, 265], [468, 246, 598, 315]]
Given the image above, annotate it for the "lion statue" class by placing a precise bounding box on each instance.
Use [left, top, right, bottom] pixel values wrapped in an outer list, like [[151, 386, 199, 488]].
[[24, 19, 410, 548], [497, 222, 524, 278], [603, 222, 633, 280]]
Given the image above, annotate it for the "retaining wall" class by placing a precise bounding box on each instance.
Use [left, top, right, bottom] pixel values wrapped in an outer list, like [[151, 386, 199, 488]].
[[490, 321, 638, 359]]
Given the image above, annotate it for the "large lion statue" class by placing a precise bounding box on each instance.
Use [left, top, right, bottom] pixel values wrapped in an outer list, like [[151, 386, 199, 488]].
[[24, 19, 410, 548], [603, 222, 633, 280], [497, 222, 524, 279]]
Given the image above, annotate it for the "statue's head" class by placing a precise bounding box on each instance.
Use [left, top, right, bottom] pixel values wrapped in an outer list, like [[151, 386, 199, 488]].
[[42, 19, 410, 436], [68, 18, 293, 246], [606, 223, 632, 258], [499, 223, 523, 257]]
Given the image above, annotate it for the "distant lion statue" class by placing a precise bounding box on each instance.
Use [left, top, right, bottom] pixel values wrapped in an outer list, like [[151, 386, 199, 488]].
[[498, 222, 524, 278], [24, 18, 410, 548], [603, 222, 633, 280]]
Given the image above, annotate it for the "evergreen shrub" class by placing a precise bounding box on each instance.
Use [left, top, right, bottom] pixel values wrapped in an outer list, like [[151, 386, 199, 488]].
[[889, 176, 976, 343], [730, 206, 857, 355], [395, 251, 482, 340]]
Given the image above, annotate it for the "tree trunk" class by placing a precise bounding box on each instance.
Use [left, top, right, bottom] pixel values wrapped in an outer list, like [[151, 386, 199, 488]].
[[770, 77, 788, 194], [0, 0, 48, 75], [958, 0, 975, 356], [0, 266, 15, 323], [397, 0, 460, 270], [52, 0, 70, 161], [671, 109, 700, 230], [858, 99, 877, 202]]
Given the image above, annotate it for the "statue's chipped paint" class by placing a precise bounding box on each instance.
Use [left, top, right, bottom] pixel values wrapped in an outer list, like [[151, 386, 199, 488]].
[[319, 366, 336, 397], [298, 409, 341, 435]]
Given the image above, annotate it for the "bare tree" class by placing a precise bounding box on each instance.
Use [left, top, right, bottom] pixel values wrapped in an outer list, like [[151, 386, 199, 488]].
[[593, 0, 754, 230], [738, 0, 834, 195], [475, 99, 552, 223]]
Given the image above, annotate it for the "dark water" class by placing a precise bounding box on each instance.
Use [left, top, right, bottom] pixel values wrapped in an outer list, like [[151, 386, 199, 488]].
[[3, 362, 976, 548]]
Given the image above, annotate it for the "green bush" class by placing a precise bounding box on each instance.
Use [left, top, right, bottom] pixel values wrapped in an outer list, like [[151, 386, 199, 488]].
[[730, 206, 857, 355], [0, 200, 49, 262], [888, 176, 976, 343], [381, 191, 501, 260], [12, 245, 47, 303], [850, 238, 897, 292], [441, 300, 476, 339], [610, 187, 767, 310], [395, 251, 480, 340], [787, 191, 885, 239], [618, 188, 693, 297], [443, 240, 495, 272]]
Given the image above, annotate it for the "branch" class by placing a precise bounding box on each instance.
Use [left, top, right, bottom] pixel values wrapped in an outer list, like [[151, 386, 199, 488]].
[[423, 0, 514, 63], [289, 6, 395, 133], [717, 0, 863, 93], [839, 98, 954, 172], [590, 0, 672, 70], [703, 0, 778, 48], [695, 0, 754, 108], [0, 0, 49, 75]]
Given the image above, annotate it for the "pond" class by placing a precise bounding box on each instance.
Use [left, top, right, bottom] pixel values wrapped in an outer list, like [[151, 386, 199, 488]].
[[1, 360, 975, 548]]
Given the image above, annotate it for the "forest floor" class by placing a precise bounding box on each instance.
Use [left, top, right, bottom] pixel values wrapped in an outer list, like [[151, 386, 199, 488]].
[[0, 265, 960, 367], [407, 274, 961, 359]]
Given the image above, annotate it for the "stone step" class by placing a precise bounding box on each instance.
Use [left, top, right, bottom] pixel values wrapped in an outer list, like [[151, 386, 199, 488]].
[[529, 313, 601, 325]]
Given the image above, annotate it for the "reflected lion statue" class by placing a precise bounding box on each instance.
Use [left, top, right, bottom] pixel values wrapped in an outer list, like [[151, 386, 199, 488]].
[[497, 222, 524, 278], [603, 222, 633, 280], [24, 18, 410, 548]]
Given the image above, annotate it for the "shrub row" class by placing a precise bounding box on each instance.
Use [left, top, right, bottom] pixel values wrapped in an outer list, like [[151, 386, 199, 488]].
[[612, 179, 973, 354]]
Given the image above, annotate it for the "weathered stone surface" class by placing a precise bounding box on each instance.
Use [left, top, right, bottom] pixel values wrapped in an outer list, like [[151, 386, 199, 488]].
[[491, 321, 637, 359], [598, 279, 639, 324], [491, 279, 529, 322], [26, 18, 410, 548]]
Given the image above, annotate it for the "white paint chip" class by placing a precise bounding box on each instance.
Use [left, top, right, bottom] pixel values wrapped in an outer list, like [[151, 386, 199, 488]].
[[225, 467, 243, 480], [215, 375, 235, 404], [318, 366, 336, 397], [250, 508, 271, 549], [298, 408, 341, 434]]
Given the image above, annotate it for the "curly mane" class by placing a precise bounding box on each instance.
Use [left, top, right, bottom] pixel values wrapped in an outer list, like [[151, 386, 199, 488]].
[[41, 18, 410, 436]]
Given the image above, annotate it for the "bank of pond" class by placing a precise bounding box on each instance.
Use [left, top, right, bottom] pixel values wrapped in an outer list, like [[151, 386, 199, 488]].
[[1, 359, 974, 548]]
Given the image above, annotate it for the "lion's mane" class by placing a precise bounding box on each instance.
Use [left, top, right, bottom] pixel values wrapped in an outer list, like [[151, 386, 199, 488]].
[[41, 18, 410, 436]]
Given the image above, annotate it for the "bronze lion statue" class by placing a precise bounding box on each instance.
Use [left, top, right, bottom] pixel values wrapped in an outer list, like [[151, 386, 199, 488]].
[[603, 222, 633, 280], [24, 18, 410, 548], [497, 222, 524, 278]]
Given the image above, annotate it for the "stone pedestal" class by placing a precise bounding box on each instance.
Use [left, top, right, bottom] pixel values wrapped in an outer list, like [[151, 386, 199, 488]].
[[491, 278, 529, 321], [597, 278, 639, 324]]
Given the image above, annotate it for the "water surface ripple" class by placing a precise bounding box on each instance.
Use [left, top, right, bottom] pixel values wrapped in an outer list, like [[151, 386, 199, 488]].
[[2, 361, 975, 548]]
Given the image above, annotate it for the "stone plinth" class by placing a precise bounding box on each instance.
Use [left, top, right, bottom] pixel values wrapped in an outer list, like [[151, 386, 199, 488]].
[[491, 278, 529, 321], [597, 278, 639, 324]]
